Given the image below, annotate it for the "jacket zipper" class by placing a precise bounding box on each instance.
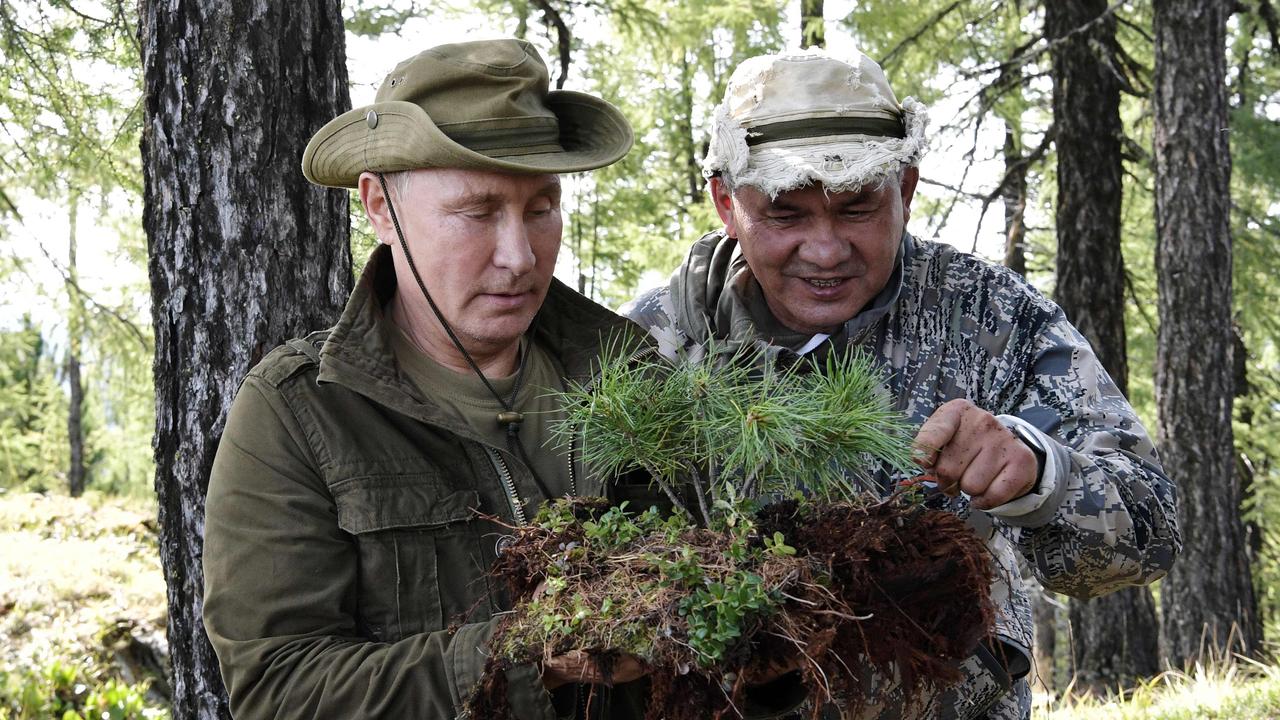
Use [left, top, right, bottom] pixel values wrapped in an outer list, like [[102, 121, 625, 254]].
[[565, 344, 657, 503], [493, 344, 655, 524], [567, 431, 578, 497], [485, 447, 527, 525]]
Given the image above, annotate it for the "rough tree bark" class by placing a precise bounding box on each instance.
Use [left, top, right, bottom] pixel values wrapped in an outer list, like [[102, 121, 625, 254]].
[[1001, 125, 1027, 277], [139, 2, 352, 717], [801, 0, 824, 48], [1154, 0, 1260, 666], [66, 194, 86, 497], [1047, 0, 1161, 692]]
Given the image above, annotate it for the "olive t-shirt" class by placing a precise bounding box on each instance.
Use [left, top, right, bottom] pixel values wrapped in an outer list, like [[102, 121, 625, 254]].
[[389, 325, 573, 498]]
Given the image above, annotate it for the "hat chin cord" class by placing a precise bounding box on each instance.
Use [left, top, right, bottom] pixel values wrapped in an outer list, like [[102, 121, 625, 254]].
[[376, 172, 554, 502]]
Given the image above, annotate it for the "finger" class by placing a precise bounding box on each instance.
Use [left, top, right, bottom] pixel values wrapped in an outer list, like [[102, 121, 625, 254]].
[[970, 449, 1038, 510], [913, 400, 972, 467], [955, 443, 1006, 499], [544, 651, 648, 687], [608, 655, 649, 685], [932, 406, 1007, 485], [543, 650, 591, 682]]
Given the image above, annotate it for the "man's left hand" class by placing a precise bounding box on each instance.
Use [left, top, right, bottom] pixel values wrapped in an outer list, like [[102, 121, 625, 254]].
[[913, 399, 1039, 510]]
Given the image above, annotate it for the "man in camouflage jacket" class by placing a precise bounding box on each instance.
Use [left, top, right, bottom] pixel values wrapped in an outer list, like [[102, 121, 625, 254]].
[[622, 49, 1180, 720]]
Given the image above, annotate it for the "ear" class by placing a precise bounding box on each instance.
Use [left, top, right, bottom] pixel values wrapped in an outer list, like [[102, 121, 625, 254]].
[[357, 172, 396, 246], [708, 175, 740, 238], [899, 166, 920, 224]]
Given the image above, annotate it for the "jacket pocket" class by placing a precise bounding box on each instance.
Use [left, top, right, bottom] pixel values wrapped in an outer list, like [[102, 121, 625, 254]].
[[332, 473, 487, 642]]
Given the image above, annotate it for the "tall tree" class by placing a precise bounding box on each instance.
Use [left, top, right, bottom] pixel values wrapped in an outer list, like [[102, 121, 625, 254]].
[[801, 0, 825, 48], [65, 193, 86, 497], [1154, 0, 1261, 665], [1000, 124, 1028, 277], [0, 1, 142, 496], [139, 2, 353, 717], [1046, 0, 1160, 691]]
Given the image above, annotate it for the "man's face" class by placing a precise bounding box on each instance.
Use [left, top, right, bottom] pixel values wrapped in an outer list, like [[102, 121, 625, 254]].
[[711, 167, 918, 335], [364, 168, 563, 356]]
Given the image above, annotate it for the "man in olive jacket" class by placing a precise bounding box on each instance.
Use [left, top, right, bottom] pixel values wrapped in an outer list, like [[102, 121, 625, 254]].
[[202, 39, 654, 718]]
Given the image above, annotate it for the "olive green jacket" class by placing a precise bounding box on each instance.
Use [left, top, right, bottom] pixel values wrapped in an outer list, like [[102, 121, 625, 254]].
[[202, 246, 650, 719]]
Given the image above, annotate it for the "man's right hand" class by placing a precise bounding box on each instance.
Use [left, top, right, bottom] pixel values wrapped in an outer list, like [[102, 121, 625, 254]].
[[541, 650, 648, 690]]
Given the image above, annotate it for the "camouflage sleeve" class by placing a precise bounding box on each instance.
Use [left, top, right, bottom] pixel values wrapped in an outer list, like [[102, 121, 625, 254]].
[[619, 286, 691, 359], [985, 309, 1181, 599]]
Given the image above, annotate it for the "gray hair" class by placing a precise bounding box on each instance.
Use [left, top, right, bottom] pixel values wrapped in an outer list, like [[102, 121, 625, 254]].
[[381, 169, 417, 204], [717, 163, 909, 198]]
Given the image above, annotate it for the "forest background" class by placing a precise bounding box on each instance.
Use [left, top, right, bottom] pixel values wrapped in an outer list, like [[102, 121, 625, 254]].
[[1, 0, 1279, 718]]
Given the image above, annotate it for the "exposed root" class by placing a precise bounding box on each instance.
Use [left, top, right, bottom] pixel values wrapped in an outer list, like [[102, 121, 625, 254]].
[[464, 495, 995, 719]]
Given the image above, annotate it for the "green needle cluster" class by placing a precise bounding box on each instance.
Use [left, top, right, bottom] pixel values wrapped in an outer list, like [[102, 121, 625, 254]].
[[552, 341, 915, 525]]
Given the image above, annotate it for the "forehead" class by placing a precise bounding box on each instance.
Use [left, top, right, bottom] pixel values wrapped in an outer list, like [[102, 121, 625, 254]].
[[735, 181, 888, 208], [411, 167, 561, 200]]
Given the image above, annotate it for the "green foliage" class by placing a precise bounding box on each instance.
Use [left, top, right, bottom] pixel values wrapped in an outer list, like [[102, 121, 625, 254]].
[[0, 1, 154, 497], [512, 497, 788, 668], [0, 658, 166, 720], [0, 316, 67, 489], [343, 0, 428, 37], [553, 341, 915, 524], [1226, 5, 1280, 644], [679, 570, 775, 667]]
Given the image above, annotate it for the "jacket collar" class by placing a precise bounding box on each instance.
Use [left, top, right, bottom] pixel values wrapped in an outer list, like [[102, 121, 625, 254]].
[[317, 244, 641, 431]]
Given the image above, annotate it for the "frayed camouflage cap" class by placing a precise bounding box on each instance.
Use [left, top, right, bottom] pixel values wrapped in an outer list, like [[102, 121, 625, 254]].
[[703, 49, 928, 196]]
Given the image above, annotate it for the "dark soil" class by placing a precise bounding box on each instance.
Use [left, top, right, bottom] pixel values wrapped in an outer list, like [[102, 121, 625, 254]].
[[464, 495, 995, 719]]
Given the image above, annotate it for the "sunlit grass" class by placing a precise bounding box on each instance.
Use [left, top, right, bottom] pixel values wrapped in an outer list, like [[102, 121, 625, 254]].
[[1043, 654, 1280, 719], [0, 491, 168, 718]]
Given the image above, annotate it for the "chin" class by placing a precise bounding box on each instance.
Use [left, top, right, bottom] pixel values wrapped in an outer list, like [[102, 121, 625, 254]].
[[469, 319, 535, 348]]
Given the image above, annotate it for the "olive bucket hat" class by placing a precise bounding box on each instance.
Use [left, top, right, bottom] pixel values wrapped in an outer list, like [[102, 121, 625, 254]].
[[302, 39, 633, 188]]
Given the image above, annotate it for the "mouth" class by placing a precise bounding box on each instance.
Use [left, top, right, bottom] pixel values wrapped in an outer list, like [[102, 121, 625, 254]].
[[804, 278, 846, 289], [479, 289, 537, 307]]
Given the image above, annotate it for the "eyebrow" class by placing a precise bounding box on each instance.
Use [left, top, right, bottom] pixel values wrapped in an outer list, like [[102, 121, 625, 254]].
[[447, 191, 502, 209], [835, 192, 877, 207], [764, 199, 803, 213], [446, 180, 562, 209]]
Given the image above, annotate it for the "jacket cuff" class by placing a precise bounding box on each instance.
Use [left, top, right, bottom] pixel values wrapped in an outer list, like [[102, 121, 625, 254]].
[[985, 415, 1069, 527], [506, 661, 558, 720], [448, 620, 556, 720]]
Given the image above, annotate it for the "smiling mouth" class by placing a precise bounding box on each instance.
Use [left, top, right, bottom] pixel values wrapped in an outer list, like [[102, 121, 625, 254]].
[[806, 278, 845, 288]]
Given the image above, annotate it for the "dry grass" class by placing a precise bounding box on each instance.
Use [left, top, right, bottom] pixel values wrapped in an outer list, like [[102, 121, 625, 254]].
[[1041, 654, 1280, 719], [0, 490, 166, 681]]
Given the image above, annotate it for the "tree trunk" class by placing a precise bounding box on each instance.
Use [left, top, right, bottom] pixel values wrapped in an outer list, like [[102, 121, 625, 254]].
[[1001, 124, 1027, 277], [1047, 0, 1161, 692], [1049, 0, 1128, 391], [1154, 0, 1260, 666], [801, 0, 824, 48], [139, 2, 352, 718], [66, 194, 85, 497]]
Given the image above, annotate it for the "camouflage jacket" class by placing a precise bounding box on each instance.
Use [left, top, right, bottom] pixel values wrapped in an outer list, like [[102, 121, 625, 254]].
[[621, 231, 1181, 720]]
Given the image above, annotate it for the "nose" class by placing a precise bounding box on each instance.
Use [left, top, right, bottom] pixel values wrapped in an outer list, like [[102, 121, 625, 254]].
[[796, 217, 852, 269], [492, 216, 537, 277]]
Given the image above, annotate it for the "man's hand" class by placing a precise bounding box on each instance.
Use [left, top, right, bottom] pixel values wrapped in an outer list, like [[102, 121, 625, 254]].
[[913, 399, 1039, 510], [542, 650, 648, 690]]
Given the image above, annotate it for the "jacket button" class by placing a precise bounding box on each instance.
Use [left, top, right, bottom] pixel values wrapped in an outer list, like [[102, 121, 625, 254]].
[[495, 535, 514, 556]]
